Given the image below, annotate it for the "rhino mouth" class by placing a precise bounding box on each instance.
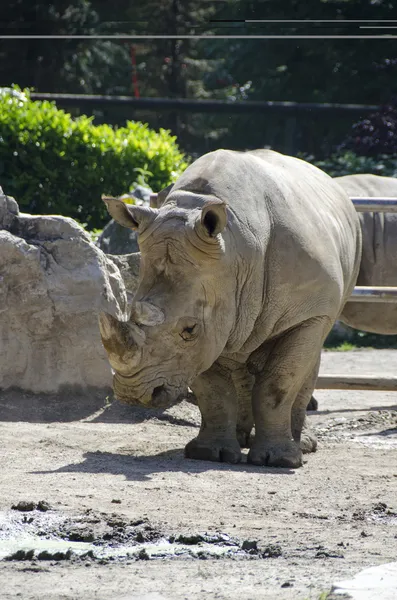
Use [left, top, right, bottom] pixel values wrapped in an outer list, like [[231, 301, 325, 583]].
[[113, 374, 185, 408]]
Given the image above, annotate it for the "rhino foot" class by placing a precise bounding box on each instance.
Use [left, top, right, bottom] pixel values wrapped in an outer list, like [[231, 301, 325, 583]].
[[300, 431, 317, 454], [248, 439, 303, 469], [307, 396, 318, 411], [236, 427, 253, 448], [184, 436, 242, 464]]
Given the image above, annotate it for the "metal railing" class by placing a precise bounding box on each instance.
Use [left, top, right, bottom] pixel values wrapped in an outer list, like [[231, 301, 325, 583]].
[[351, 197, 397, 213], [29, 93, 379, 116]]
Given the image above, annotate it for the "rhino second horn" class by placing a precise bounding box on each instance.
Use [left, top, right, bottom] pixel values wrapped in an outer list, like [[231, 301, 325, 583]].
[[129, 322, 146, 346], [133, 301, 165, 326], [99, 312, 145, 347]]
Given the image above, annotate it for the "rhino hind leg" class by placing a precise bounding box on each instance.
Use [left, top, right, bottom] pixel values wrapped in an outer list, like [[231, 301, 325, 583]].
[[247, 317, 330, 469], [232, 365, 255, 448], [292, 356, 320, 454], [185, 363, 242, 464]]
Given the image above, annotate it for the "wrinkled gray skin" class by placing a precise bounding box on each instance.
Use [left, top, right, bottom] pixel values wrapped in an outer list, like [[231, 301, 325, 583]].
[[308, 174, 397, 411], [99, 149, 361, 469]]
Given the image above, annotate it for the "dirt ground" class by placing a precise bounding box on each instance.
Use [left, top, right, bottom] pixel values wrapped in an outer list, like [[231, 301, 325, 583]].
[[0, 349, 396, 600]]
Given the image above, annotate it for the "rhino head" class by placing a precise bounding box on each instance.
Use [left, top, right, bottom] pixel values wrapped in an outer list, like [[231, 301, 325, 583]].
[[99, 191, 235, 408]]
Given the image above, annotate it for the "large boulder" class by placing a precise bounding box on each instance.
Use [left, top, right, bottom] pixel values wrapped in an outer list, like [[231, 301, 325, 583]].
[[97, 185, 153, 255], [0, 187, 138, 394]]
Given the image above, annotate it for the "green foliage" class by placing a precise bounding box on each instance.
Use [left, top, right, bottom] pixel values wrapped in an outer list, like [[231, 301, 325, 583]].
[[0, 87, 187, 228], [328, 342, 357, 352], [324, 325, 397, 351], [2, 1, 396, 157], [212, 1, 397, 105], [305, 151, 397, 178], [0, 1, 102, 93]]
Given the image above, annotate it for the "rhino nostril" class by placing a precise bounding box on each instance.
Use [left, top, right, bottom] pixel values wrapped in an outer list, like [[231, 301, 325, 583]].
[[151, 384, 171, 407], [152, 385, 165, 399]]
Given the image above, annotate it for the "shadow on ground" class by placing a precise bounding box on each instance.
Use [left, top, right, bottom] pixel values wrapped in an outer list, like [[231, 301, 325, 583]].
[[0, 389, 199, 427], [360, 427, 397, 438], [31, 449, 296, 481], [311, 406, 397, 416]]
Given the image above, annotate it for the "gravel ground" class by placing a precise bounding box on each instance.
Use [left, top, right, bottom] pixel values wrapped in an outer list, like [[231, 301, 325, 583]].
[[0, 349, 396, 600]]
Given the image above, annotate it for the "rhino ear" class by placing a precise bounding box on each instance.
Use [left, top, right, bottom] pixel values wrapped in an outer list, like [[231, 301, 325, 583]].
[[102, 196, 158, 231], [200, 198, 227, 237], [150, 183, 174, 208]]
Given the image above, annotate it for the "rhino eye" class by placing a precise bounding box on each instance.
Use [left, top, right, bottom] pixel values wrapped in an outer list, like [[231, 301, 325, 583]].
[[180, 324, 197, 341]]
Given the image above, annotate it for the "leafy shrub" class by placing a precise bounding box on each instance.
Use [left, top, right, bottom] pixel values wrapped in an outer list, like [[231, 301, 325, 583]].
[[0, 86, 188, 228], [342, 99, 397, 157], [306, 151, 397, 179]]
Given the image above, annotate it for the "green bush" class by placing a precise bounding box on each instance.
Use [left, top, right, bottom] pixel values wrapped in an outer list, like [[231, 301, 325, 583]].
[[306, 150, 397, 178], [0, 86, 188, 228]]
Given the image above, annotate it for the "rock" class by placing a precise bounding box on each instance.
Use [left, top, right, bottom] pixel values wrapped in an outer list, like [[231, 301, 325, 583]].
[[241, 539, 258, 551], [0, 188, 130, 394], [109, 253, 141, 300], [0, 185, 19, 229], [11, 500, 36, 512], [97, 185, 153, 255], [37, 500, 51, 512]]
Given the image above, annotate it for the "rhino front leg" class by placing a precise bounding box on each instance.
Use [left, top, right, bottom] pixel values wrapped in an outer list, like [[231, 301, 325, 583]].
[[247, 317, 331, 469], [185, 362, 242, 464]]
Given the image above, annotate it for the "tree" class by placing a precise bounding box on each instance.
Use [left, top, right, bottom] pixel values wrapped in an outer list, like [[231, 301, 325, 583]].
[[211, 0, 397, 105]]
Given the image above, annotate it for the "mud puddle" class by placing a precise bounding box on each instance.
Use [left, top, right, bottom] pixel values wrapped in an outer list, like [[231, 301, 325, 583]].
[[0, 503, 277, 563], [315, 410, 397, 448], [351, 502, 397, 527]]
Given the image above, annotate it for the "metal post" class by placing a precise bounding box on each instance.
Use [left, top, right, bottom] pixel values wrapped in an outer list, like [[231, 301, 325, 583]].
[[347, 286, 397, 303], [351, 197, 397, 212]]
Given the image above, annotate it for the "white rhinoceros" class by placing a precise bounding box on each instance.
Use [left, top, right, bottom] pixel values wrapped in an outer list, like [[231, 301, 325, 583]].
[[307, 174, 397, 412], [99, 149, 361, 469], [337, 174, 397, 333], [307, 174, 397, 410]]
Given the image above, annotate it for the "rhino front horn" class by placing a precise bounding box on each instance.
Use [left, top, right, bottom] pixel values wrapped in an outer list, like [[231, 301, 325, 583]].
[[98, 312, 118, 340], [132, 301, 165, 326]]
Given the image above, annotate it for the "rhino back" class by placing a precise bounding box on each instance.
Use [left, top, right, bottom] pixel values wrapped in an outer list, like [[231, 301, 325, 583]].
[[335, 173, 397, 197], [337, 174, 397, 334]]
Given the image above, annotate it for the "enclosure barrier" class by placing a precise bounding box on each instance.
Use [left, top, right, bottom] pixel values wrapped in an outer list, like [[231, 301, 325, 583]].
[[347, 287, 397, 303], [316, 375, 397, 391], [351, 197, 397, 212]]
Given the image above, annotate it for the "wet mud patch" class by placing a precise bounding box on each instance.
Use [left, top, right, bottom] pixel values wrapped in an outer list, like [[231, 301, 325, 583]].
[[315, 410, 397, 448], [351, 502, 397, 527], [0, 505, 283, 563]]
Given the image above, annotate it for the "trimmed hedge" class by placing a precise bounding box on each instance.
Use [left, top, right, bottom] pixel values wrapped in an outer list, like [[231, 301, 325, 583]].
[[0, 86, 188, 228]]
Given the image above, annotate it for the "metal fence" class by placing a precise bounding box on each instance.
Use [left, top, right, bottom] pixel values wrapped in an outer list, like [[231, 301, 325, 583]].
[[29, 93, 379, 157]]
